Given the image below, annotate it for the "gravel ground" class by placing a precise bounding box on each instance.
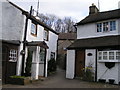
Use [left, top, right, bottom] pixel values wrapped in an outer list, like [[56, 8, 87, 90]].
[[2, 68, 119, 88]]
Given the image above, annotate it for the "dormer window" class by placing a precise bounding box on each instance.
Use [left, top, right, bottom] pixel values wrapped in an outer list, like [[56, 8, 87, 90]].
[[97, 20, 116, 33], [31, 22, 37, 36]]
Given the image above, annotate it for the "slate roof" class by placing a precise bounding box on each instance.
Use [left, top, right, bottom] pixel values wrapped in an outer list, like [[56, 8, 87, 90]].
[[1, 40, 21, 45], [58, 33, 77, 40], [77, 9, 120, 25], [7, 0, 58, 35], [67, 35, 120, 49]]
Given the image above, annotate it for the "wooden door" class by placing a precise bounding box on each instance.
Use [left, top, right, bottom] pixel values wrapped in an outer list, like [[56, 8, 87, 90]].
[[75, 50, 85, 77]]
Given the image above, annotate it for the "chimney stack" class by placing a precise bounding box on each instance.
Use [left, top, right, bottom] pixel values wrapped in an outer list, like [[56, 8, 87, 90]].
[[89, 3, 99, 14]]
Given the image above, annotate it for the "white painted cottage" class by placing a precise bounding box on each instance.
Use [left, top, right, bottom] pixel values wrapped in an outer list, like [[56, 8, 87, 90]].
[[66, 4, 120, 84], [1, 0, 58, 83]]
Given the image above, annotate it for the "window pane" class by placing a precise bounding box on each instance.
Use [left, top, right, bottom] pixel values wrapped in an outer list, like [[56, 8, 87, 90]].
[[103, 52, 107, 55], [103, 56, 107, 60], [116, 56, 120, 60], [98, 52, 102, 55], [109, 52, 114, 56], [109, 56, 114, 60], [116, 52, 120, 56], [98, 56, 102, 60]]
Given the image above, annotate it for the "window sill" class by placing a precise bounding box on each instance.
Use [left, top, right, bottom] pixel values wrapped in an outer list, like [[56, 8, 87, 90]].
[[98, 60, 120, 63], [31, 33, 37, 37]]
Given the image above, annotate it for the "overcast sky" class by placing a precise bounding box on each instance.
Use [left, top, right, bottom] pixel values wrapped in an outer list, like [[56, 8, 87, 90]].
[[10, 0, 120, 22]]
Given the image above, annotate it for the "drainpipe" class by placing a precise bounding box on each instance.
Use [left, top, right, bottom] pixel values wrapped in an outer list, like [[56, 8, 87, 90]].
[[95, 49, 97, 82], [21, 6, 32, 76], [44, 49, 47, 77]]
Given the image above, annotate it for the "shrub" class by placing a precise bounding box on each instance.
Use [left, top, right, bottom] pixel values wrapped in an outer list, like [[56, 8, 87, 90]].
[[25, 50, 32, 76], [82, 67, 94, 82]]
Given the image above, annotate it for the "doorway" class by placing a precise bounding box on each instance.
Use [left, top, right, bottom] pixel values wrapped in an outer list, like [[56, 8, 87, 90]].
[[75, 50, 85, 77]]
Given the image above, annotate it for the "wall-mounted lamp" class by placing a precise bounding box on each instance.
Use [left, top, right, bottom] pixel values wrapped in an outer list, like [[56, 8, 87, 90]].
[[20, 50, 25, 55]]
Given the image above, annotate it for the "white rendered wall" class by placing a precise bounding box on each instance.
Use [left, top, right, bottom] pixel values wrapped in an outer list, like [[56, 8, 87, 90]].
[[31, 46, 40, 80], [46, 31, 58, 60], [45, 32, 58, 77], [97, 62, 119, 84], [1, 1, 25, 41], [77, 19, 119, 39], [39, 64, 44, 76], [66, 50, 75, 79], [85, 49, 96, 80], [26, 20, 44, 42]]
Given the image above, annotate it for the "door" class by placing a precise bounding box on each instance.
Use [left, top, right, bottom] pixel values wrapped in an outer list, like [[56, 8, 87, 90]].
[[2, 45, 17, 84], [75, 50, 85, 77]]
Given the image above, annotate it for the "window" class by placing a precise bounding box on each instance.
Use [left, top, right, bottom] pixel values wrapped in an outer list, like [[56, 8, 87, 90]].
[[96, 21, 116, 33], [31, 23, 37, 36], [110, 21, 116, 31], [98, 50, 120, 61], [103, 22, 109, 32], [97, 23, 102, 32], [39, 48, 45, 61], [44, 29, 49, 41], [9, 49, 17, 62]]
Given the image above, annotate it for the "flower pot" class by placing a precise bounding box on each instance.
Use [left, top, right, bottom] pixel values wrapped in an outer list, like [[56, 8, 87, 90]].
[[98, 79, 106, 83]]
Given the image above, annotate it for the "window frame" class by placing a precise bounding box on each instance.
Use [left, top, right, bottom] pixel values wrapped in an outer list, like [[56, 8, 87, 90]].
[[97, 23, 102, 32], [96, 20, 116, 33], [110, 21, 116, 31], [44, 28, 49, 41], [31, 22, 37, 36], [103, 22, 109, 32], [98, 50, 120, 62], [9, 49, 18, 62]]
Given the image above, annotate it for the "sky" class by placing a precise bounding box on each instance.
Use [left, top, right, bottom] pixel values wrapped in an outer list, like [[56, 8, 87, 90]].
[[9, 0, 120, 22]]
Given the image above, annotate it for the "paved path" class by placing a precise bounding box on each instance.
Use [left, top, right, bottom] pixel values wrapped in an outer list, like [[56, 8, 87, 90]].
[[2, 68, 119, 88]]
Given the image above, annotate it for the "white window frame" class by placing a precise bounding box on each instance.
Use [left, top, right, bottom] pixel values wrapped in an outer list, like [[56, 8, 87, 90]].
[[110, 21, 116, 31], [9, 49, 17, 62], [44, 29, 49, 41], [98, 50, 120, 62], [31, 23, 37, 36], [97, 23, 102, 32], [96, 20, 116, 33]]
